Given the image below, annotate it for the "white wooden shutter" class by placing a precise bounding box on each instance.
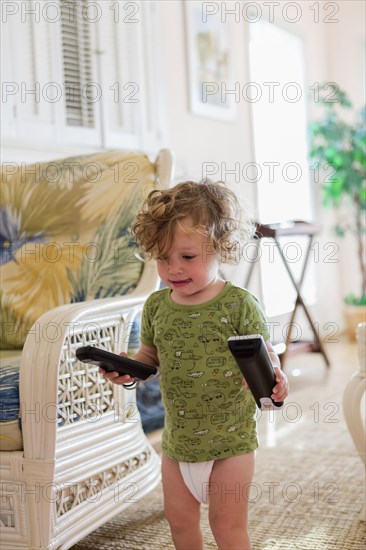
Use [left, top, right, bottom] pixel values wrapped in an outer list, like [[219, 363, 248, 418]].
[[96, 0, 142, 149], [1, 0, 165, 152], [97, 0, 165, 150], [138, 0, 165, 151], [58, 0, 101, 145], [1, 10, 16, 139], [1, 0, 57, 141]]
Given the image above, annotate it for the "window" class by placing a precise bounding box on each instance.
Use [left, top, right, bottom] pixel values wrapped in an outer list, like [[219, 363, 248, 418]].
[[1, 0, 164, 153], [249, 20, 316, 317]]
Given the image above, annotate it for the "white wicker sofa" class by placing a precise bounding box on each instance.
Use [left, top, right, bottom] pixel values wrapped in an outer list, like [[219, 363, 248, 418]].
[[0, 148, 174, 549]]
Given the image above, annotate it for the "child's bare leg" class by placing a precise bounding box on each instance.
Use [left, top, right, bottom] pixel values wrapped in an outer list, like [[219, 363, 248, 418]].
[[208, 453, 255, 550], [161, 454, 203, 550]]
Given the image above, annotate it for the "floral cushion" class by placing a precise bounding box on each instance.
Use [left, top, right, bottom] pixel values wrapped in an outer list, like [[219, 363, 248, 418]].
[[0, 151, 156, 349], [0, 150, 164, 446]]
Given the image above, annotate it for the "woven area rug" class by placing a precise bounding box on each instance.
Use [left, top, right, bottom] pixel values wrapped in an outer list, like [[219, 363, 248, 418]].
[[72, 344, 366, 549]]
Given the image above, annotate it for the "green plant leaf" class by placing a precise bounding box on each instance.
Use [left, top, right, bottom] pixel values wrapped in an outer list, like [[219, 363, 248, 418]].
[[344, 293, 366, 306], [309, 84, 365, 295], [334, 225, 345, 237]]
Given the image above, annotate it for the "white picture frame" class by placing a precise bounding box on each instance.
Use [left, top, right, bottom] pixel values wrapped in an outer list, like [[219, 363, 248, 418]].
[[184, 1, 237, 121]]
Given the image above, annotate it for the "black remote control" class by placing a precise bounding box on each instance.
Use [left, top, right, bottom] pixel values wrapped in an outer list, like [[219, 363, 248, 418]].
[[228, 335, 284, 410], [75, 346, 157, 380]]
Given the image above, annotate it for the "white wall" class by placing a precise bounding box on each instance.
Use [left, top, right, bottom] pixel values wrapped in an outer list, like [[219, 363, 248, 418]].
[[158, 0, 366, 338], [324, 1, 366, 305], [325, 1, 366, 110], [159, 1, 261, 296]]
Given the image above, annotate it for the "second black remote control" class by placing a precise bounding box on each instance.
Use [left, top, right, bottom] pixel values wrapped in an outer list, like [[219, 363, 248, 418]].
[[228, 334, 284, 410]]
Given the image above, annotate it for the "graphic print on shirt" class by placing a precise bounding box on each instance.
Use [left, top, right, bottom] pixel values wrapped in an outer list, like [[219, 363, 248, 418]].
[[141, 283, 270, 462]]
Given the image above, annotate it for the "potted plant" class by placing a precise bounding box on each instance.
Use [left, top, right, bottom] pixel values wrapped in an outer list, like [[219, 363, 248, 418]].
[[308, 83, 366, 339]]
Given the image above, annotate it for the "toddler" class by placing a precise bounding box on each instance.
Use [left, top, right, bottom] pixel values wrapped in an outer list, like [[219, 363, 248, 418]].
[[102, 180, 289, 550]]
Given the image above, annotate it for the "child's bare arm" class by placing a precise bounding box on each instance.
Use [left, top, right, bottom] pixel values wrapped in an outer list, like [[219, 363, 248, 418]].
[[241, 340, 289, 403], [265, 340, 289, 402], [100, 343, 159, 386]]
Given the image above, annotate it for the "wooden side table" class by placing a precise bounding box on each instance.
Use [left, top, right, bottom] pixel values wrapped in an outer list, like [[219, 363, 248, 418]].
[[245, 220, 330, 368]]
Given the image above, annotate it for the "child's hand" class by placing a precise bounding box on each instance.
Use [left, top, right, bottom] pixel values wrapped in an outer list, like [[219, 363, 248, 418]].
[[271, 367, 289, 402], [99, 352, 137, 387]]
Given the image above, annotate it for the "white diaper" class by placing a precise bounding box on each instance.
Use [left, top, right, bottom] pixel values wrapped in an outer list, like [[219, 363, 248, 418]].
[[179, 460, 215, 504]]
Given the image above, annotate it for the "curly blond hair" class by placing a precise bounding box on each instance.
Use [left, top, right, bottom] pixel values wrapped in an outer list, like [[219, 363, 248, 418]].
[[131, 180, 254, 263]]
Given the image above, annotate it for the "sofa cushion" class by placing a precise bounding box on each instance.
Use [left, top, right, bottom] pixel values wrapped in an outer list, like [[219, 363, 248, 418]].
[[136, 376, 164, 434], [0, 358, 20, 421], [1, 151, 156, 349], [130, 315, 164, 433], [0, 355, 22, 451]]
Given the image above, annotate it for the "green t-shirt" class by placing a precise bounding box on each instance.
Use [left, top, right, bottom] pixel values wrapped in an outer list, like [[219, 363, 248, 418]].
[[141, 282, 270, 462]]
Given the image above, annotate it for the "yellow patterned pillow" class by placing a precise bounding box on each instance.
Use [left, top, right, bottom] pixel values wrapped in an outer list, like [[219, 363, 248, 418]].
[[1, 151, 156, 349]]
